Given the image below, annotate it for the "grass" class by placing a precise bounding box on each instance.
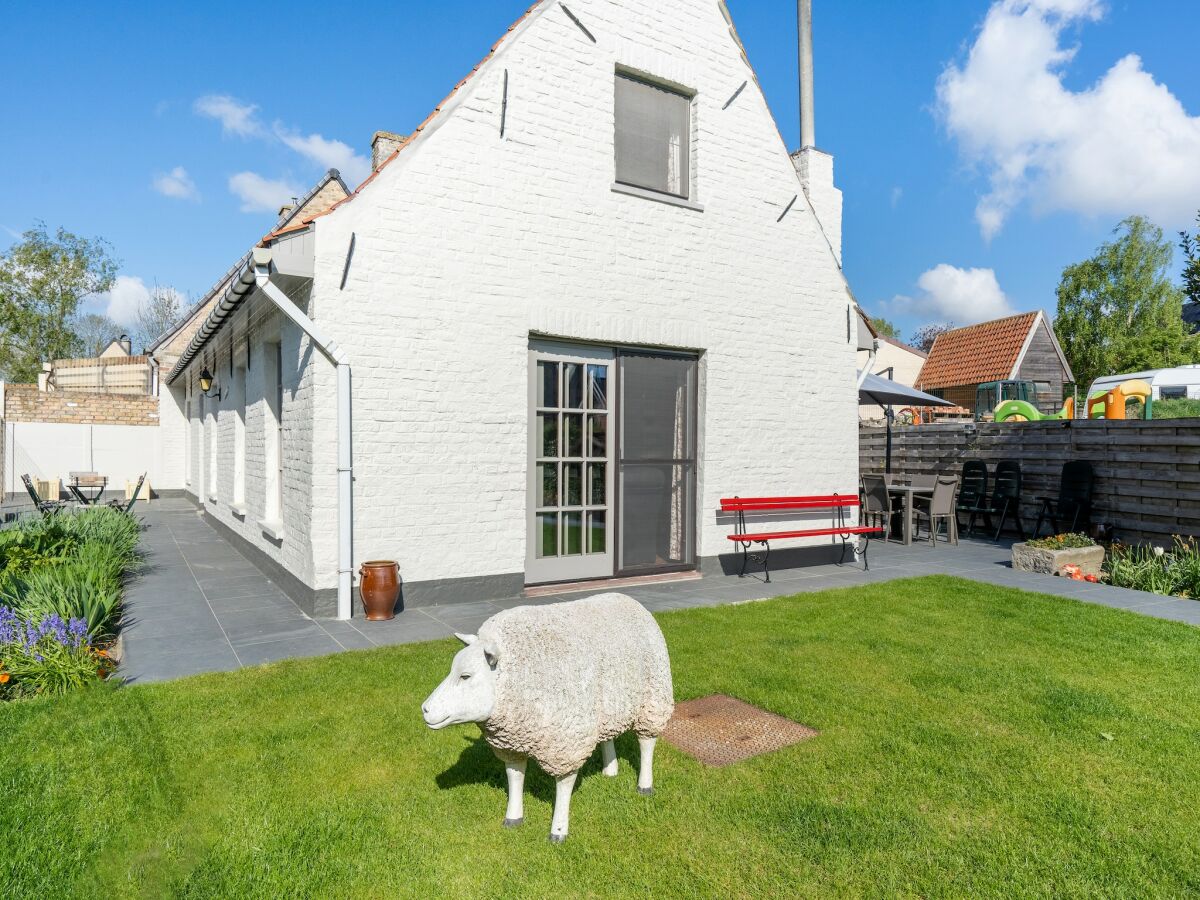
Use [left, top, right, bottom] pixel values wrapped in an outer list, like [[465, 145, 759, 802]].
[[4, 576, 1200, 898]]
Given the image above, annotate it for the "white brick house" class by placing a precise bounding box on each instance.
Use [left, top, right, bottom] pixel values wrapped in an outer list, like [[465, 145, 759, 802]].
[[163, 0, 860, 617]]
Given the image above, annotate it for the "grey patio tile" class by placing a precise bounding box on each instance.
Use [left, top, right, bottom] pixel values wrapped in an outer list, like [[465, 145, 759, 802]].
[[423, 601, 501, 630], [352, 613, 456, 646], [218, 609, 319, 648], [319, 621, 378, 651], [121, 648, 241, 684], [207, 590, 300, 615], [201, 578, 282, 602], [234, 633, 344, 667]]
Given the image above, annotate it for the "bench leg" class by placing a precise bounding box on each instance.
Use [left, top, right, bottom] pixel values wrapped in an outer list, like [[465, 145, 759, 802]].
[[860, 536, 871, 571], [760, 541, 771, 583], [739, 541, 749, 578]]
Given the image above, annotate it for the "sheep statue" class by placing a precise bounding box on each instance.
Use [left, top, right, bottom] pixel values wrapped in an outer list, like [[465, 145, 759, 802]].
[[421, 592, 674, 843]]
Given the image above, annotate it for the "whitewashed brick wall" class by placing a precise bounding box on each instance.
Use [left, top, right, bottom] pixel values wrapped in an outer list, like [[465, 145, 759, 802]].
[[283, 0, 862, 592]]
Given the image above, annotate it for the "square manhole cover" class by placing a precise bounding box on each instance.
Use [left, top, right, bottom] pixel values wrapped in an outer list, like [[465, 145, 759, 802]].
[[662, 694, 818, 767]]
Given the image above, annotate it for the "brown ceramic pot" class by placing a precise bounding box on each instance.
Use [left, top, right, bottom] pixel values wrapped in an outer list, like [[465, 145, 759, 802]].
[[359, 561, 400, 621]]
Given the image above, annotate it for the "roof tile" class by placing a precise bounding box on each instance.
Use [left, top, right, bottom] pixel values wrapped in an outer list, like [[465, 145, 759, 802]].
[[917, 312, 1039, 389]]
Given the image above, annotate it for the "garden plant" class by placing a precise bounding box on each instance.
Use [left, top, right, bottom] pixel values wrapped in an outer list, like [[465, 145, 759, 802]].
[[0, 507, 139, 700]]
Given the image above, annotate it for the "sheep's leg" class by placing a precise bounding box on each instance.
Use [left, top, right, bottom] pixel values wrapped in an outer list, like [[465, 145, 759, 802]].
[[549, 770, 579, 844], [601, 740, 618, 777], [637, 736, 657, 796], [502, 756, 527, 827]]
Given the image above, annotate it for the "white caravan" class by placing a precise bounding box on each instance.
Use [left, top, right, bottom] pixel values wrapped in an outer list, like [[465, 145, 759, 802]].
[[1088, 365, 1200, 401]]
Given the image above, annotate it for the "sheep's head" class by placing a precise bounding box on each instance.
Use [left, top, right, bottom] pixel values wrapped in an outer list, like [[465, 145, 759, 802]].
[[421, 633, 499, 730]]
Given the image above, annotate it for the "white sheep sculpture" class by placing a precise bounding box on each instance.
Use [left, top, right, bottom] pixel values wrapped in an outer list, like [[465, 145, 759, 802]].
[[421, 592, 674, 843]]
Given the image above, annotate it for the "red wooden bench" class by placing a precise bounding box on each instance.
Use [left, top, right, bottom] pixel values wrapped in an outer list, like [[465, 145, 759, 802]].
[[721, 494, 885, 582]]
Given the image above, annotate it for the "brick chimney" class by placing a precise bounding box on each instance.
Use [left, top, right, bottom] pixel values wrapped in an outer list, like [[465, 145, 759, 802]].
[[371, 131, 407, 171]]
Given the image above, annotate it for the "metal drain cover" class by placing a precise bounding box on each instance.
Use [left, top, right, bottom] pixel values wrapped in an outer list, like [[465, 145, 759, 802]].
[[662, 694, 818, 767]]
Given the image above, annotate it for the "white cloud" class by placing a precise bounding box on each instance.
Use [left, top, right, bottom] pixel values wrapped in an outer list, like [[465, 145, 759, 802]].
[[152, 166, 199, 201], [228, 172, 302, 214], [888, 264, 1016, 325], [274, 125, 370, 186], [194, 94, 263, 137], [90, 276, 186, 327], [938, 0, 1200, 239], [890, 186, 904, 209]]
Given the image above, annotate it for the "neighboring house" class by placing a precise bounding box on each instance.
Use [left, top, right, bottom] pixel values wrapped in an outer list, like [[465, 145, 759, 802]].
[[855, 310, 929, 423], [917, 311, 1074, 415], [159, 0, 859, 618]]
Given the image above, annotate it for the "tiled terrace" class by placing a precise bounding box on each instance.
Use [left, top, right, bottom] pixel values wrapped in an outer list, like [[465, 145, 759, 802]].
[[119, 499, 1200, 684]]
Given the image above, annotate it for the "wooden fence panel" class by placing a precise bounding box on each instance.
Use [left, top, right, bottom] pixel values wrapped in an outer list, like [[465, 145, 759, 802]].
[[860, 420, 1200, 545]]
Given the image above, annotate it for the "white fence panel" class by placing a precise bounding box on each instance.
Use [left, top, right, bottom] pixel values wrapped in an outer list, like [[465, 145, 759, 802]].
[[5, 422, 164, 498]]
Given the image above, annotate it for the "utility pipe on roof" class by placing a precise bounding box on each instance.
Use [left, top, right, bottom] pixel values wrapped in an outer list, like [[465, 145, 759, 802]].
[[251, 248, 354, 621]]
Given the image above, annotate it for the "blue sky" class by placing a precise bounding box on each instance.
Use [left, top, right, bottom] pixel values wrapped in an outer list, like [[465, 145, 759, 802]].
[[2, 0, 1197, 343]]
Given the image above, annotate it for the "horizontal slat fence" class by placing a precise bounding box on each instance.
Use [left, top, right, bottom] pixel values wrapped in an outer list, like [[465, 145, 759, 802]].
[[860, 420, 1200, 546]]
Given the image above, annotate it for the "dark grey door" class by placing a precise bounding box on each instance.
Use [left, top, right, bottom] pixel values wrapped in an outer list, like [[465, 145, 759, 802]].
[[617, 351, 698, 574]]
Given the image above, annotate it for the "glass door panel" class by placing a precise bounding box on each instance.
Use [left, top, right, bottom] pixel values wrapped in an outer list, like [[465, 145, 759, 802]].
[[618, 352, 698, 573], [527, 344, 615, 584]]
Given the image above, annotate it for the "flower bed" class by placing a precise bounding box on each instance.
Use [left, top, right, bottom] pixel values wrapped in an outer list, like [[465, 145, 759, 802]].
[[0, 608, 116, 699], [0, 507, 139, 701], [1106, 537, 1200, 600]]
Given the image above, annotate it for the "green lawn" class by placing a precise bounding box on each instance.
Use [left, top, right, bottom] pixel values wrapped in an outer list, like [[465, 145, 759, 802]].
[[4, 576, 1200, 898]]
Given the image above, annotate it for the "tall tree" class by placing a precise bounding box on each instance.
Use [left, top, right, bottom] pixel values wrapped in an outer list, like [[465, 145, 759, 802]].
[[132, 283, 186, 351], [72, 313, 123, 357], [0, 224, 118, 381], [1181, 212, 1200, 332], [870, 316, 901, 340], [910, 322, 956, 354], [1055, 216, 1199, 390]]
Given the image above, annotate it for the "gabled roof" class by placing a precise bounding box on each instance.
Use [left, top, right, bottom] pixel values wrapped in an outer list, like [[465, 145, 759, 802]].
[[918, 311, 1059, 389]]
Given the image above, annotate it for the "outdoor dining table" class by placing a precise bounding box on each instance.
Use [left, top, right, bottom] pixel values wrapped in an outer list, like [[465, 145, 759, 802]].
[[67, 474, 108, 506], [886, 482, 936, 546]]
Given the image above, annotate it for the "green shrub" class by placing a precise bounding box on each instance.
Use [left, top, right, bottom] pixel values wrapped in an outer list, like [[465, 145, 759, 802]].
[[1027, 533, 1096, 550], [7, 562, 123, 638], [0, 508, 141, 638], [1153, 398, 1200, 420]]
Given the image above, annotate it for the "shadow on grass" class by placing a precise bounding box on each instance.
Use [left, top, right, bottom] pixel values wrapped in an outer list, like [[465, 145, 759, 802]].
[[435, 731, 646, 806]]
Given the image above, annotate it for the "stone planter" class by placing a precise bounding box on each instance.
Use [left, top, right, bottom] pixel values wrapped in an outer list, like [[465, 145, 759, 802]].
[[1012, 543, 1105, 578]]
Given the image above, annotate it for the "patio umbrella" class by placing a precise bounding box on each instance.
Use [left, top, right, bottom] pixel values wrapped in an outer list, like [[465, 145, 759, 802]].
[[858, 373, 955, 474]]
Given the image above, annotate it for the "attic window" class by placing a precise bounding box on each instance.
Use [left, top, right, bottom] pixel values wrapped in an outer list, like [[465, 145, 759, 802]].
[[615, 73, 691, 200]]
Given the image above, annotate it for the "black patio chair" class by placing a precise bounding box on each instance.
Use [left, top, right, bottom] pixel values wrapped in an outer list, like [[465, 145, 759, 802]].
[[108, 473, 147, 515], [21, 474, 65, 517], [955, 460, 990, 537], [983, 460, 1026, 541], [1034, 460, 1095, 537]]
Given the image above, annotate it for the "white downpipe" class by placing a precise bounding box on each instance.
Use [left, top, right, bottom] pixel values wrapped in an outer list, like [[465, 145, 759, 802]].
[[252, 248, 354, 621], [856, 339, 878, 390]]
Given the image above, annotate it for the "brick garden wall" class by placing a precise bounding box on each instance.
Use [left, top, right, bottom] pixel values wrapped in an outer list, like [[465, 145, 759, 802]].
[[861, 420, 1200, 546], [4, 384, 159, 426]]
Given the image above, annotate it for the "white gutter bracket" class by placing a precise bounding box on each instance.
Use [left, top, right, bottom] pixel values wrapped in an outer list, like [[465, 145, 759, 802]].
[[252, 247, 354, 621]]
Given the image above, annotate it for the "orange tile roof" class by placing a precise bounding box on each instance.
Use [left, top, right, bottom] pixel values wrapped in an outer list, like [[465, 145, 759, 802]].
[[917, 312, 1040, 389]]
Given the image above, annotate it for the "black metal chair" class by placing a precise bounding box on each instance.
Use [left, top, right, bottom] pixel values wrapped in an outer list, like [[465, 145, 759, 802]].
[[984, 460, 1025, 541], [1034, 460, 1095, 536], [956, 460, 990, 537], [108, 473, 147, 515], [21, 474, 65, 517]]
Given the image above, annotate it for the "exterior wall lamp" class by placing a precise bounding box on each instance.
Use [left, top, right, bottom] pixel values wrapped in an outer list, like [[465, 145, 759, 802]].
[[198, 368, 221, 399]]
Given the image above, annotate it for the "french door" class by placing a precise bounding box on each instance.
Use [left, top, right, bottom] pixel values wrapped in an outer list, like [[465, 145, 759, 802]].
[[526, 343, 698, 586], [526, 344, 615, 584]]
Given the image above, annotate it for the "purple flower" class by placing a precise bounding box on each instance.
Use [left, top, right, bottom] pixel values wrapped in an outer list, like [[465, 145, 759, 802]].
[[67, 618, 88, 648], [0, 606, 18, 645]]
